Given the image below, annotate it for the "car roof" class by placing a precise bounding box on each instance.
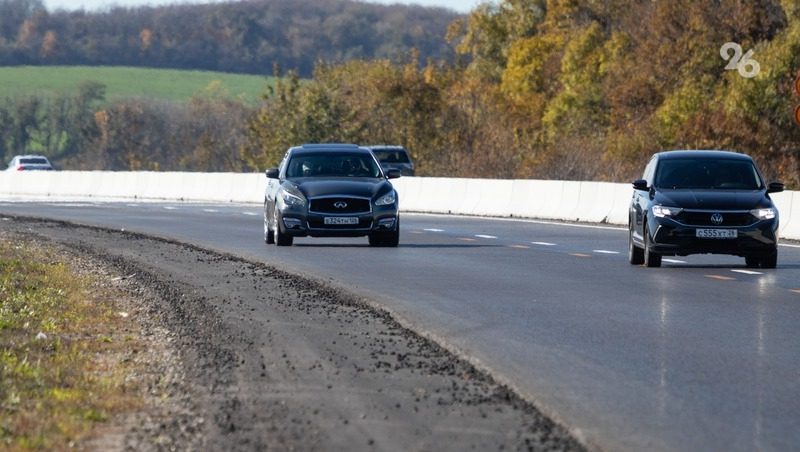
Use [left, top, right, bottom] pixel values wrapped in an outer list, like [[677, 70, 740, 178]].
[[12, 154, 51, 160], [366, 145, 407, 151], [654, 150, 753, 161], [289, 144, 372, 156]]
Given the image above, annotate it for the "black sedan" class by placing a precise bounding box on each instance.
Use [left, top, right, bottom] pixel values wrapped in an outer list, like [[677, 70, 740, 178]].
[[264, 144, 401, 247], [629, 150, 783, 268]]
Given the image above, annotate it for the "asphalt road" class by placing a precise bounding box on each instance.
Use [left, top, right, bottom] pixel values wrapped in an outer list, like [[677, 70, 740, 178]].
[[2, 201, 799, 451]]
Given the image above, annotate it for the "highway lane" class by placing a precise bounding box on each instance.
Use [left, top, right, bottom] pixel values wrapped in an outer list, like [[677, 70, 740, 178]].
[[2, 201, 799, 451]]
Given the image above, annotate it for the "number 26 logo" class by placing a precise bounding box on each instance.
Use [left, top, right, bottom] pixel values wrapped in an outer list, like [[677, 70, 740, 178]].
[[720, 42, 760, 79]]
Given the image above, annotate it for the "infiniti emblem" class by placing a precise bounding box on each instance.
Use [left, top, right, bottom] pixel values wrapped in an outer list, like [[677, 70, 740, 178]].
[[333, 201, 348, 209], [710, 213, 724, 225]]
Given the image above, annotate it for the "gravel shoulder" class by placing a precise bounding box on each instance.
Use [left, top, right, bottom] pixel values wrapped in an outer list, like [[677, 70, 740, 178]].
[[3, 217, 584, 451]]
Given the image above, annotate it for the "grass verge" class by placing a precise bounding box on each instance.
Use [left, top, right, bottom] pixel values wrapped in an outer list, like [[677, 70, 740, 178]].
[[0, 65, 273, 103], [0, 238, 141, 450]]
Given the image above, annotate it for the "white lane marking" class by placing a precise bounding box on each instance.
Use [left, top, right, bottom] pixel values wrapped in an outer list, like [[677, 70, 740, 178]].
[[408, 212, 625, 231], [531, 242, 557, 246], [731, 269, 763, 276], [475, 234, 497, 239], [163, 206, 178, 210], [424, 228, 445, 232], [663, 259, 687, 264], [780, 243, 800, 248], [593, 250, 620, 254], [203, 209, 219, 213], [242, 212, 259, 216]]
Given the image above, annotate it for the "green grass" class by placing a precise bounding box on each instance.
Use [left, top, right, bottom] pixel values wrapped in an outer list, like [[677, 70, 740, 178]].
[[0, 65, 273, 103], [0, 239, 142, 450]]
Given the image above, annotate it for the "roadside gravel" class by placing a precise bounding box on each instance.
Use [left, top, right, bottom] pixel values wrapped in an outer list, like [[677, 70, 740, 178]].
[[3, 217, 584, 451]]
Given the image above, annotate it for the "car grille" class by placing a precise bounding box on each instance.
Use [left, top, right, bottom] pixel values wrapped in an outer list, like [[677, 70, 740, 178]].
[[674, 211, 756, 227], [309, 197, 371, 214], [307, 218, 373, 229]]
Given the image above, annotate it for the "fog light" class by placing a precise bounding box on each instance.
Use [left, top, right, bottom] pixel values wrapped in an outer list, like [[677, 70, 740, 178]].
[[378, 218, 396, 229], [283, 217, 303, 229]]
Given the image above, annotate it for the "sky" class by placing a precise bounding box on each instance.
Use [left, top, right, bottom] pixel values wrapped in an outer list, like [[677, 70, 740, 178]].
[[44, 0, 485, 14]]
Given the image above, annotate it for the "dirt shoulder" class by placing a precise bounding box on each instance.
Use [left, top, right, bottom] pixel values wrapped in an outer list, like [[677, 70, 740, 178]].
[[2, 217, 584, 451]]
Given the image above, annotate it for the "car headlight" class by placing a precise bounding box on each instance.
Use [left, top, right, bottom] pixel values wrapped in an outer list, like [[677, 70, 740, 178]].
[[375, 191, 396, 206], [280, 189, 306, 208], [652, 205, 682, 218], [750, 208, 776, 220]]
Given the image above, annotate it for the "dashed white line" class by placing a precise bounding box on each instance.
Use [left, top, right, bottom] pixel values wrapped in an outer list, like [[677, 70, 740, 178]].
[[163, 206, 178, 210], [203, 209, 219, 213], [475, 234, 497, 239], [531, 242, 557, 246], [731, 269, 763, 276], [242, 212, 259, 216], [424, 228, 445, 232], [593, 250, 620, 255], [663, 259, 687, 264]]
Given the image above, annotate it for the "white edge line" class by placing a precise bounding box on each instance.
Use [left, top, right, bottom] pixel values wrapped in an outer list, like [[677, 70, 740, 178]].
[[406, 212, 625, 231], [731, 269, 763, 275]]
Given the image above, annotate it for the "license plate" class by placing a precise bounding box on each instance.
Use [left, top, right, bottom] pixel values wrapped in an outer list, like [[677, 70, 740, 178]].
[[324, 217, 359, 225], [696, 229, 737, 239]]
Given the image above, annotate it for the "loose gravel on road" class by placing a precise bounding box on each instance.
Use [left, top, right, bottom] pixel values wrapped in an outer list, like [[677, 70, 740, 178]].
[[2, 217, 585, 451]]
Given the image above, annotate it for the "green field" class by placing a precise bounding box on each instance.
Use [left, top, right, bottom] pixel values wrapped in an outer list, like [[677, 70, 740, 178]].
[[0, 66, 273, 103]]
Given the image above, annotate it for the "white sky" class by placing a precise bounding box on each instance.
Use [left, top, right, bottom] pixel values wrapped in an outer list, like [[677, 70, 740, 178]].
[[44, 0, 485, 14]]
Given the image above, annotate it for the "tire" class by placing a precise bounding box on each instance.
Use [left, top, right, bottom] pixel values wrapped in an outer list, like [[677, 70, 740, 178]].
[[628, 226, 644, 265], [264, 204, 275, 244], [643, 225, 662, 268], [760, 249, 777, 269], [369, 218, 400, 247], [274, 211, 293, 247]]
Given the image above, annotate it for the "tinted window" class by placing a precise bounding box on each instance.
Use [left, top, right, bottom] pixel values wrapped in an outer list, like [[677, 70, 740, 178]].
[[654, 158, 762, 190], [286, 153, 381, 178], [372, 150, 410, 164], [21, 158, 49, 165]]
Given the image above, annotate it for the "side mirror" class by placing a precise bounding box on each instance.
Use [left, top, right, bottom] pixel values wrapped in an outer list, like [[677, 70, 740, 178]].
[[265, 168, 279, 179], [386, 169, 402, 179], [632, 179, 649, 191], [767, 182, 784, 193]]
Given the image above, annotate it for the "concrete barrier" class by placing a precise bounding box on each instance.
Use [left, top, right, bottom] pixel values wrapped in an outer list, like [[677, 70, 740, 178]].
[[1, 171, 798, 240]]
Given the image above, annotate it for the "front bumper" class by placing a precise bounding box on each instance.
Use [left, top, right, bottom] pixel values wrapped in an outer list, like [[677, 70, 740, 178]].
[[647, 216, 778, 257], [279, 206, 398, 238]]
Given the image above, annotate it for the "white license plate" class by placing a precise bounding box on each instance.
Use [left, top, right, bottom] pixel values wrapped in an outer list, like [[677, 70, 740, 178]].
[[324, 217, 359, 225], [696, 229, 737, 239]]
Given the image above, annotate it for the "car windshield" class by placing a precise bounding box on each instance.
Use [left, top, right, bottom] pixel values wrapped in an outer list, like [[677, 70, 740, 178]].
[[20, 158, 49, 165], [372, 150, 410, 164], [654, 158, 762, 190], [286, 153, 382, 178]]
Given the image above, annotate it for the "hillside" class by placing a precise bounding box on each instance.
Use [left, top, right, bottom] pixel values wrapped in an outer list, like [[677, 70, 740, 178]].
[[0, 0, 460, 76], [0, 66, 272, 103]]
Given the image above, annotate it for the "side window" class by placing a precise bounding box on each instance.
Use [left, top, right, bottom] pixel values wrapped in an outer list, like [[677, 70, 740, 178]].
[[278, 151, 290, 178], [643, 157, 657, 185]]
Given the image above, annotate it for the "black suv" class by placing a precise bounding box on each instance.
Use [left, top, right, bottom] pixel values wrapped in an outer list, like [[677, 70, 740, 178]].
[[264, 144, 401, 247], [629, 150, 783, 268], [367, 145, 415, 176]]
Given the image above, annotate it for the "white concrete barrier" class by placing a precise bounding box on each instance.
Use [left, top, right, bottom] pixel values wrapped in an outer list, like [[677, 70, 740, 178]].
[[1, 171, 798, 240]]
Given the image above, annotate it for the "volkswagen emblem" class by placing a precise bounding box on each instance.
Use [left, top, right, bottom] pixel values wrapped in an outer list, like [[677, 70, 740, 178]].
[[333, 201, 348, 209], [710, 213, 724, 225]]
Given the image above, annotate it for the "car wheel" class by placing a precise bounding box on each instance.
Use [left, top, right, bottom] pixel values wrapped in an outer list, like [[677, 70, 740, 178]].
[[760, 249, 777, 269], [368, 218, 400, 247], [274, 211, 293, 247], [643, 225, 662, 268], [264, 202, 275, 244], [628, 226, 644, 265]]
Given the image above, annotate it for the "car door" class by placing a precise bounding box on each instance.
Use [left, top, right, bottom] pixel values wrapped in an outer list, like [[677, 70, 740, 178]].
[[630, 156, 657, 242], [265, 151, 290, 224]]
